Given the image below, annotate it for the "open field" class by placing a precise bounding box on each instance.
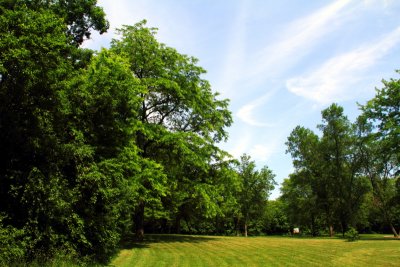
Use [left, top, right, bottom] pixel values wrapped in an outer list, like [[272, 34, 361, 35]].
[[110, 234, 400, 267]]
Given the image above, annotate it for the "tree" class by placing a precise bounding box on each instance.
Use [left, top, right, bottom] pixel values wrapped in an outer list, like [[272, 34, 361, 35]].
[[0, 4, 136, 263], [285, 126, 329, 235], [318, 104, 369, 235], [64, 49, 144, 261], [280, 175, 321, 236], [110, 20, 232, 240], [236, 154, 276, 237], [262, 199, 290, 235], [359, 74, 400, 237], [285, 105, 369, 237], [1, 0, 109, 45], [0, 6, 76, 254]]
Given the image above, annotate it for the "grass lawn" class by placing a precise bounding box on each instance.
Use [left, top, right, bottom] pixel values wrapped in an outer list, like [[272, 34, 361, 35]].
[[110, 234, 400, 267]]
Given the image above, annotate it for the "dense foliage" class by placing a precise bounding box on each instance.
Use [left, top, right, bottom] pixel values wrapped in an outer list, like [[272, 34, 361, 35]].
[[0, 2, 274, 265]]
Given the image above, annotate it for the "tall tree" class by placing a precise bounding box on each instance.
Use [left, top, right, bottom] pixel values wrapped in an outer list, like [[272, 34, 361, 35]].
[[0, 4, 74, 239], [236, 154, 276, 237], [64, 49, 144, 261], [110, 20, 232, 240], [285, 126, 331, 235], [359, 74, 400, 237], [318, 104, 369, 235], [286, 105, 369, 237]]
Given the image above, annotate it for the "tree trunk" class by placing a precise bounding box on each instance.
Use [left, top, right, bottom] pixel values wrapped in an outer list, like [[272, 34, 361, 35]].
[[244, 221, 248, 237], [329, 225, 334, 237], [341, 220, 347, 237], [235, 215, 240, 236], [134, 202, 145, 241], [175, 215, 181, 234], [311, 214, 317, 237], [389, 223, 399, 238]]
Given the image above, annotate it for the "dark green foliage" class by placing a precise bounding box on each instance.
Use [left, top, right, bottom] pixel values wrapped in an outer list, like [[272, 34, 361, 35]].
[[0, 3, 134, 264], [0, 5, 77, 261], [1, 0, 109, 45], [0, 214, 26, 265]]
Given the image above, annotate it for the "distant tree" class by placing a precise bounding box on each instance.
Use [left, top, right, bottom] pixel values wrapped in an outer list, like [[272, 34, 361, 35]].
[[280, 175, 321, 236], [285, 126, 329, 235], [285, 105, 370, 237], [236, 154, 276, 237], [262, 199, 290, 235], [318, 104, 370, 236]]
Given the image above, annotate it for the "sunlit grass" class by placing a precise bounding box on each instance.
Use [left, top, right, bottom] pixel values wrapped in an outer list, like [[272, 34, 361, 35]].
[[110, 234, 400, 267]]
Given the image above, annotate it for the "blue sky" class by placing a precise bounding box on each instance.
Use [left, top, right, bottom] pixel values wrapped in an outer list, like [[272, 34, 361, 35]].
[[85, 0, 400, 199]]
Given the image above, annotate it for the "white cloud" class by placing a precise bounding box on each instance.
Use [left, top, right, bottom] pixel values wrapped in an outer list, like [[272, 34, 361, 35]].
[[286, 26, 400, 104]]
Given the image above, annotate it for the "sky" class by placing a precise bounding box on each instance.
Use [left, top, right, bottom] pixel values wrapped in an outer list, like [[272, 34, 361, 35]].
[[85, 0, 400, 199]]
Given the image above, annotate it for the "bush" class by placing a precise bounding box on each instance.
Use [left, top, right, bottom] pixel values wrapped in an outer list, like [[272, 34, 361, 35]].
[[345, 227, 359, 242], [0, 215, 27, 265]]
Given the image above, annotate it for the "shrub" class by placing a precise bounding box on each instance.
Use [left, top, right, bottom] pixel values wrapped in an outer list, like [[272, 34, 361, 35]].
[[345, 227, 359, 242], [0, 215, 27, 265]]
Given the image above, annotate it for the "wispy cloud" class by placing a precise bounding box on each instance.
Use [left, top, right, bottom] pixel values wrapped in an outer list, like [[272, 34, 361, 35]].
[[249, 0, 352, 80], [237, 91, 276, 127], [286, 26, 400, 104], [236, 0, 352, 126], [216, 0, 352, 99]]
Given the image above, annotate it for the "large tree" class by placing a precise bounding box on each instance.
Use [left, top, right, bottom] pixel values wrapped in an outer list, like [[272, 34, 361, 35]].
[[110, 20, 233, 240], [359, 74, 400, 237], [318, 104, 369, 235]]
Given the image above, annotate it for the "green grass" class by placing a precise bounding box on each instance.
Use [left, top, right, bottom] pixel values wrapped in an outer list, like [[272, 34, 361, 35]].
[[110, 234, 400, 267]]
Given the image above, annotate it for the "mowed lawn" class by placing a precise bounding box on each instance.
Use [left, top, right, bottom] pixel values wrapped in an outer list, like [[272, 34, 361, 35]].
[[110, 234, 399, 267]]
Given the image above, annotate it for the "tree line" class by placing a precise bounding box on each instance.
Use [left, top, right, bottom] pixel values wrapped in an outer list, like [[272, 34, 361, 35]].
[[0, 1, 275, 265], [283, 81, 400, 238], [0, 1, 399, 266]]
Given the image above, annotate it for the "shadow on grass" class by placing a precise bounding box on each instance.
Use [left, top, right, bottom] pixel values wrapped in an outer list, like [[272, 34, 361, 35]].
[[120, 234, 220, 250], [358, 236, 400, 241]]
